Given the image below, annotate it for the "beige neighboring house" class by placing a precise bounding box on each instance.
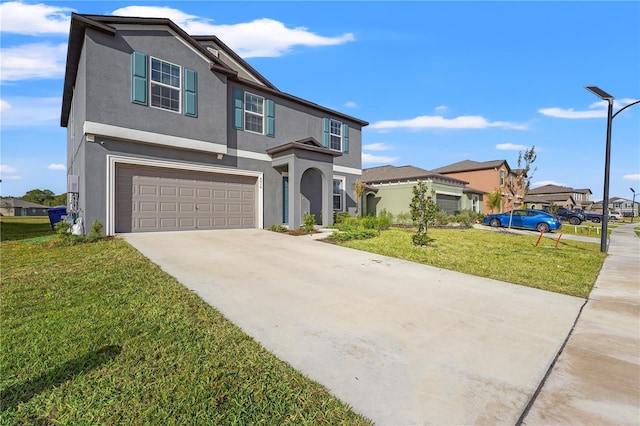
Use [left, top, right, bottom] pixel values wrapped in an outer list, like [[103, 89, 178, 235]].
[[361, 165, 483, 217], [431, 159, 525, 214], [527, 184, 592, 209], [0, 198, 50, 216]]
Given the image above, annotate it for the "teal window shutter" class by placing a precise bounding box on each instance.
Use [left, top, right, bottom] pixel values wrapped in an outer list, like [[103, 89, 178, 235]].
[[233, 88, 244, 130], [131, 51, 148, 105], [184, 68, 197, 117], [266, 99, 275, 137], [342, 123, 349, 153], [322, 118, 330, 148]]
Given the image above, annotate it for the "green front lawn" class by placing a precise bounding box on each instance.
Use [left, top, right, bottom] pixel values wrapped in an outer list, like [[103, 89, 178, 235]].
[[338, 228, 605, 298], [1, 234, 369, 424], [0, 216, 55, 241]]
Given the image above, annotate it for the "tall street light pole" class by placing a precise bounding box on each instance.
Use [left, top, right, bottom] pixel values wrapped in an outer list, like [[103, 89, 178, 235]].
[[585, 86, 640, 252], [631, 187, 636, 223], [585, 86, 614, 253]]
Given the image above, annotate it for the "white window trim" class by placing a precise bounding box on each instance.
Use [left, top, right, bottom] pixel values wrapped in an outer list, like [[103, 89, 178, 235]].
[[333, 176, 346, 212], [244, 91, 265, 135], [329, 119, 343, 152], [105, 155, 264, 235], [149, 56, 182, 114]]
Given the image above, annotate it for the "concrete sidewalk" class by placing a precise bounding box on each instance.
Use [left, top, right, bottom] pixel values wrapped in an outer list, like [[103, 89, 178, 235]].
[[523, 223, 640, 425]]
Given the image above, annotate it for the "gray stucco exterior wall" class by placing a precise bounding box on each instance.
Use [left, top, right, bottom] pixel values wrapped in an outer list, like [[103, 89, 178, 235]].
[[63, 16, 365, 234]]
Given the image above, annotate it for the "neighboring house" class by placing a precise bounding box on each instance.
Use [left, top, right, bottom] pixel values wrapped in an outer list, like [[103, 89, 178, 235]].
[[61, 14, 367, 235], [431, 160, 523, 214], [0, 198, 50, 216], [528, 184, 591, 209], [524, 193, 576, 209], [360, 165, 478, 217], [607, 197, 639, 217]]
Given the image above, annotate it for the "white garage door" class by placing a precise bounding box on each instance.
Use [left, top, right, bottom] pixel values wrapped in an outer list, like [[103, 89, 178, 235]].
[[115, 164, 257, 233]]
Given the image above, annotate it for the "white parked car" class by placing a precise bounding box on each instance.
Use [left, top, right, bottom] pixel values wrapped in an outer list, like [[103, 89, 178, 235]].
[[608, 211, 622, 220]]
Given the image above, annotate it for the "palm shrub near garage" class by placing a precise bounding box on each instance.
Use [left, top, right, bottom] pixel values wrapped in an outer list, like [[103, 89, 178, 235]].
[[302, 213, 316, 232], [410, 182, 440, 246]]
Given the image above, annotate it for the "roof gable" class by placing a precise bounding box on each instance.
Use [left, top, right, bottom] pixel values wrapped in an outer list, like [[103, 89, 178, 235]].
[[432, 159, 510, 174]]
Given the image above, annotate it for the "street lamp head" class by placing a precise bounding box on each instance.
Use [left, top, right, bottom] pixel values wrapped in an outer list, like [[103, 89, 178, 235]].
[[585, 86, 615, 101], [631, 187, 636, 194]]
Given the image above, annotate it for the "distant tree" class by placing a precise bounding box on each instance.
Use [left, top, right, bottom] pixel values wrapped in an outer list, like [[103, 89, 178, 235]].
[[52, 193, 67, 206], [486, 189, 502, 213], [506, 146, 537, 228], [409, 182, 440, 246], [22, 189, 55, 205]]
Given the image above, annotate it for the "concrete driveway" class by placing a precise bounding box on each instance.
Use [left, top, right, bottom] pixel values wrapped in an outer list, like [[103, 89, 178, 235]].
[[122, 229, 584, 425]]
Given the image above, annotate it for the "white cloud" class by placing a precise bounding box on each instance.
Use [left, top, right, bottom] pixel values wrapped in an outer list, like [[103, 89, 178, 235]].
[[0, 42, 67, 81], [112, 6, 355, 58], [1, 175, 23, 180], [363, 142, 393, 151], [344, 101, 357, 108], [0, 165, 17, 173], [48, 164, 65, 171], [531, 180, 565, 188], [539, 98, 638, 119], [0, 1, 73, 35], [362, 153, 399, 164], [537, 107, 605, 119], [0, 100, 11, 112], [623, 174, 640, 181], [1, 97, 60, 126], [496, 143, 527, 150], [435, 105, 448, 112], [370, 115, 528, 131]]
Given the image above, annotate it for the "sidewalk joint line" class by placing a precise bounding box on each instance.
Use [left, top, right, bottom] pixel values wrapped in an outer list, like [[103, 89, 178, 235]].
[[514, 298, 589, 426]]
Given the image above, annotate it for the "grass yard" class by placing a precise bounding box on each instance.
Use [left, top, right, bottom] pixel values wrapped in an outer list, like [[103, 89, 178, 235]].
[[338, 228, 605, 298], [1, 228, 370, 424], [0, 216, 55, 241]]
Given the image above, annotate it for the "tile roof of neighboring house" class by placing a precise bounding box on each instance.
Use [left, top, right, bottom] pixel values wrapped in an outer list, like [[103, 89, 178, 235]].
[[431, 159, 510, 174], [463, 186, 487, 194], [523, 194, 552, 204], [524, 193, 575, 204], [61, 13, 368, 128], [361, 165, 468, 185], [0, 197, 50, 209], [529, 184, 592, 195]]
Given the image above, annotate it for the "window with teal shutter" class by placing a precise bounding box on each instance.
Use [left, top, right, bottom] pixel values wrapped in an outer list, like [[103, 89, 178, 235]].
[[342, 123, 349, 153], [322, 117, 330, 148], [266, 99, 275, 137], [233, 88, 244, 130], [131, 51, 148, 105], [183, 68, 197, 117]]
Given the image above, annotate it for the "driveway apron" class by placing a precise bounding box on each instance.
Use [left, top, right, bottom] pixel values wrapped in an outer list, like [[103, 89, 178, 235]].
[[122, 229, 584, 425]]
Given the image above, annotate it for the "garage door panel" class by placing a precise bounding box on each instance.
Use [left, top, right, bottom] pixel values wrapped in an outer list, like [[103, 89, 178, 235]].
[[116, 164, 257, 233]]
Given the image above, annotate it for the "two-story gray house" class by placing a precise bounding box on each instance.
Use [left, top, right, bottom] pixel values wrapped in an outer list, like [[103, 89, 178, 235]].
[[61, 13, 367, 235]]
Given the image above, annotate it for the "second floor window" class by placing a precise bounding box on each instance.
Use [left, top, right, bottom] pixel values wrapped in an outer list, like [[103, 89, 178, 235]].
[[329, 119, 342, 151], [500, 170, 505, 186], [150, 58, 181, 112], [244, 92, 264, 134]]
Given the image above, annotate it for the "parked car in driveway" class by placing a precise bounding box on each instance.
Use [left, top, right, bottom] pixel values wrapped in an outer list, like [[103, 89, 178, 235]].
[[608, 211, 622, 220], [483, 209, 562, 233]]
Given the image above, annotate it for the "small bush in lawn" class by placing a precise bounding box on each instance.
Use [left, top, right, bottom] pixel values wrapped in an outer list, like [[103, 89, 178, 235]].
[[87, 220, 105, 242], [333, 215, 360, 231], [268, 224, 287, 233], [377, 209, 393, 230], [395, 211, 412, 226], [302, 213, 316, 232], [327, 229, 378, 242], [334, 212, 351, 224], [361, 216, 378, 229]]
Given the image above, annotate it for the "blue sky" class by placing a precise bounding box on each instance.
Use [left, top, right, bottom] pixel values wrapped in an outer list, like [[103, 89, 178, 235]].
[[1, 1, 639, 202]]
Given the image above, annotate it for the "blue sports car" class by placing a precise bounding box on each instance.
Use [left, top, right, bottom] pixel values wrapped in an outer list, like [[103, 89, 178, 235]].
[[483, 209, 562, 233]]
